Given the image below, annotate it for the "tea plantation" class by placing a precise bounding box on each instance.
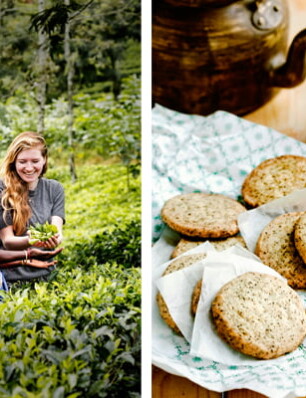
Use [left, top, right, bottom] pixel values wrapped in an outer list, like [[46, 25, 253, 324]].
[[0, 164, 141, 398]]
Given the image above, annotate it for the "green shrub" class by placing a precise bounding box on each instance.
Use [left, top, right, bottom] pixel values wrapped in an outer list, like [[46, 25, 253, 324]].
[[63, 220, 141, 270], [0, 163, 141, 397], [47, 164, 141, 246], [0, 263, 141, 397]]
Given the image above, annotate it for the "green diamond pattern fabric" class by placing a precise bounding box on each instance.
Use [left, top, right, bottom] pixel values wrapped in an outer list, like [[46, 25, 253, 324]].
[[152, 105, 306, 242], [152, 105, 306, 397]]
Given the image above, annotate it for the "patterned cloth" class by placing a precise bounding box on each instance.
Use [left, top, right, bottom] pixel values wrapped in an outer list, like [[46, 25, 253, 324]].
[[152, 105, 306, 398], [152, 104, 306, 242]]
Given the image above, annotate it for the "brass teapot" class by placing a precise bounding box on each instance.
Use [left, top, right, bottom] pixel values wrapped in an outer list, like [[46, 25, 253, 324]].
[[152, 0, 306, 115]]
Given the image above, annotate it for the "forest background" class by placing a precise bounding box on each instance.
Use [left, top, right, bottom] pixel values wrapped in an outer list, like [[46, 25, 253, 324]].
[[0, 1, 141, 397]]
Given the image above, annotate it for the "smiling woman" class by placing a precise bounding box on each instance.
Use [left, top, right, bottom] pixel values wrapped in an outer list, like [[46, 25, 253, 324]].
[[15, 146, 47, 190], [0, 131, 65, 284]]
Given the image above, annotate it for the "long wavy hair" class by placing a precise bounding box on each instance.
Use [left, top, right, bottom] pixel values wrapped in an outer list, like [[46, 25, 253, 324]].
[[0, 131, 48, 235]]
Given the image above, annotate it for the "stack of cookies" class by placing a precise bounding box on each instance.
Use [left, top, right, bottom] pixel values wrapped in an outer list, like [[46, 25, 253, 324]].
[[241, 154, 306, 289], [255, 212, 306, 288], [157, 192, 248, 338], [155, 154, 306, 360]]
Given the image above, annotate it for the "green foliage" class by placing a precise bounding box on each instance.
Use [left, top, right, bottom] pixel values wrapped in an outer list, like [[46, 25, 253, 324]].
[[0, 262, 141, 397], [0, 75, 141, 188], [0, 163, 141, 396], [29, 222, 58, 245], [47, 163, 141, 245], [73, 75, 141, 178], [64, 220, 141, 270], [0, 0, 140, 100]]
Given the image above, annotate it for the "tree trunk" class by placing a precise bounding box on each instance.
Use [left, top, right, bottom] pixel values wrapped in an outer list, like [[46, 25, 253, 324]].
[[64, 0, 77, 182], [110, 51, 121, 100], [0, 0, 2, 28], [37, 0, 47, 134]]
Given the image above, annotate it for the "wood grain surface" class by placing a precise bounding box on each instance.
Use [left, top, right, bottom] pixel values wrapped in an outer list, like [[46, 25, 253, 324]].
[[152, 0, 306, 397]]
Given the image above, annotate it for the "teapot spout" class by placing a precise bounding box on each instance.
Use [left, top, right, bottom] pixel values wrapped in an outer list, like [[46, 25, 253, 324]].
[[270, 28, 306, 87]]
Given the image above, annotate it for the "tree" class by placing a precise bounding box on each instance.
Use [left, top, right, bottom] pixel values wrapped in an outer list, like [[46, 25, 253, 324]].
[[29, 0, 141, 99], [64, 0, 77, 181], [36, 0, 48, 133]]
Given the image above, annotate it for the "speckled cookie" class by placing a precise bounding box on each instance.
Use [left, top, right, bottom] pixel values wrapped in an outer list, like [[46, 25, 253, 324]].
[[191, 279, 202, 316], [156, 253, 207, 335], [294, 212, 306, 264], [242, 155, 306, 207], [211, 272, 306, 360], [161, 193, 246, 238], [171, 235, 246, 259], [255, 212, 306, 289]]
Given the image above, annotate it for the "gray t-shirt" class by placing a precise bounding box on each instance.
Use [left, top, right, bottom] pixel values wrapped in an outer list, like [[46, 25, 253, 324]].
[[0, 178, 65, 282]]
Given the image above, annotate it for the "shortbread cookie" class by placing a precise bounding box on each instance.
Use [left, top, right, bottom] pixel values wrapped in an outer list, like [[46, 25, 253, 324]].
[[156, 253, 206, 334], [294, 212, 306, 264], [161, 193, 246, 238], [242, 155, 306, 207], [191, 279, 202, 316], [171, 235, 246, 258], [211, 272, 306, 359], [255, 212, 306, 289]]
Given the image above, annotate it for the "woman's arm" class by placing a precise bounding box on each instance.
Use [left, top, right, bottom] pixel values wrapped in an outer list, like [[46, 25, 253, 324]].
[[0, 247, 63, 268], [0, 258, 58, 269], [0, 225, 29, 250], [0, 216, 64, 250], [0, 248, 27, 263], [51, 215, 63, 243]]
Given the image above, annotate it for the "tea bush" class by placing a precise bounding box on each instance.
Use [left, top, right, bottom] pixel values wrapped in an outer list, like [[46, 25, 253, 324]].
[[0, 164, 141, 397], [64, 220, 141, 270]]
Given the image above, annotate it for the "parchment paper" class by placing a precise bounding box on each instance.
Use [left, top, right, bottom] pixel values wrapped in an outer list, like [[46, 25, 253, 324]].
[[152, 104, 306, 398]]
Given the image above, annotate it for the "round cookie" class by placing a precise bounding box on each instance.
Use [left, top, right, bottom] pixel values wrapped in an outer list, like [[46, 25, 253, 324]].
[[294, 212, 306, 264], [171, 235, 246, 259], [211, 272, 306, 360], [156, 253, 206, 335], [161, 193, 246, 238], [242, 155, 306, 207], [255, 212, 306, 289], [191, 279, 202, 316]]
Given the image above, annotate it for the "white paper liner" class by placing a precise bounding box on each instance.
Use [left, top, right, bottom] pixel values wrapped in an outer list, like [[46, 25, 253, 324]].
[[155, 241, 216, 341], [190, 251, 305, 366], [238, 188, 306, 252], [152, 105, 306, 397]]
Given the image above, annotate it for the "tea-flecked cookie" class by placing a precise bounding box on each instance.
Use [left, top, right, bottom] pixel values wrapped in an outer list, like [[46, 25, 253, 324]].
[[255, 212, 306, 289], [191, 279, 202, 316], [211, 272, 306, 360], [156, 253, 207, 335], [294, 212, 306, 264], [171, 235, 246, 258], [161, 193, 246, 238], [242, 155, 306, 207]]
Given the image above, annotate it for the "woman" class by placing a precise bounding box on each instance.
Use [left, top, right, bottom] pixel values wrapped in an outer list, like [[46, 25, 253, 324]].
[[0, 131, 65, 283]]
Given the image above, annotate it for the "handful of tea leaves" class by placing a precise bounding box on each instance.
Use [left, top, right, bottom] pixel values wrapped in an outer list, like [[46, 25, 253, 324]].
[[29, 222, 58, 245]]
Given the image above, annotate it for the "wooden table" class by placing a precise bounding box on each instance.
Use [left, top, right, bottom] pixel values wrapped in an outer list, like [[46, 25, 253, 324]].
[[152, 1, 306, 397]]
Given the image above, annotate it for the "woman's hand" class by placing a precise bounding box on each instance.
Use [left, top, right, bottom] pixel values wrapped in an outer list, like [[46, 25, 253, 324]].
[[26, 258, 58, 268], [30, 233, 62, 249], [28, 247, 63, 259]]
